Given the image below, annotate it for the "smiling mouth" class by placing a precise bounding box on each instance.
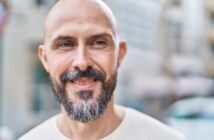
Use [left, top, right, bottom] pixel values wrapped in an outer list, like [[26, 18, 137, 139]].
[[70, 77, 97, 90]]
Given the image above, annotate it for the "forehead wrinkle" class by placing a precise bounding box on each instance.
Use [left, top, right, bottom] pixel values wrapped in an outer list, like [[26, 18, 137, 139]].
[[43, 0, 119, 46]]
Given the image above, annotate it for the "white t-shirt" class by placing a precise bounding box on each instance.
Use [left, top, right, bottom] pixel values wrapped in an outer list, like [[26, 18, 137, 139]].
[[19, 107, 186, 140]]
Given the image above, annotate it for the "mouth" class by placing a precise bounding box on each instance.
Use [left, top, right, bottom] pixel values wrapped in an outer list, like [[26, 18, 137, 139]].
[[70, 77, 97, 90]]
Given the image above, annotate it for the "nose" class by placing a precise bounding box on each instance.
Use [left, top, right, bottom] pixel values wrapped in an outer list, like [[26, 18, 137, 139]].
[[73, 47, 91, 71]]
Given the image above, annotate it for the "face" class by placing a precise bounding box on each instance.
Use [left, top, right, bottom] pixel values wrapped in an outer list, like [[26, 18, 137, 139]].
[[38, 0, 126, 123]]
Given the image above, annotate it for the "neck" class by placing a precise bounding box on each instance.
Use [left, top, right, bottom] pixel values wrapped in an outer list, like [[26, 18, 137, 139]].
[[57, 99, 124, 140]]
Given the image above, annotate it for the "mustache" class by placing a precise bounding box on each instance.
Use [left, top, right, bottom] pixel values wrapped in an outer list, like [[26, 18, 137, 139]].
[[60, 67, 106, 83]]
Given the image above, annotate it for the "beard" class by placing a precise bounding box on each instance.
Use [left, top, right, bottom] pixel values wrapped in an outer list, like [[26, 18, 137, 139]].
[[50, 67, 117, 123]]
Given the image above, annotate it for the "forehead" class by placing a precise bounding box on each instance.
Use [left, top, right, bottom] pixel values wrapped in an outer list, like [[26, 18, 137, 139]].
[[44, 0, 116, 45]]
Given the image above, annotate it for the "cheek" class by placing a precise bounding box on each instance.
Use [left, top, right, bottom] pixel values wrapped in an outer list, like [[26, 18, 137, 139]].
[[48, 53, 72, 82], [92, 51, 117, 78]]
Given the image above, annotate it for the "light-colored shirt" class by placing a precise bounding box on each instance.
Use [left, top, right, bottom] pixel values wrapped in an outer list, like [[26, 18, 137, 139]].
[[19, 107, 186, 140]]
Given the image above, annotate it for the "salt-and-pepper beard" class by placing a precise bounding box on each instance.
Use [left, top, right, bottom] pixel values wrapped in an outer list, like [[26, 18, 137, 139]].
[[50, 67, 117, 123]]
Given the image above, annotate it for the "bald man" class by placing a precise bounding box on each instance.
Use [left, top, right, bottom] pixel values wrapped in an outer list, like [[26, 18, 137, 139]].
[[19, 0, 186, 140]]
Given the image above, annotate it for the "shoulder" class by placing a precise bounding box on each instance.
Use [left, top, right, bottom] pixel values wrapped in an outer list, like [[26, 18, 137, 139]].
[[123, 106, 186, 140], [18, 114, 60, 140]]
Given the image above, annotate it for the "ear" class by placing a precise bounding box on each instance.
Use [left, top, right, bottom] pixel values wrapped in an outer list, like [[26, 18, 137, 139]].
[[117, 40, 127, 68], [38, 45, 50, 73]]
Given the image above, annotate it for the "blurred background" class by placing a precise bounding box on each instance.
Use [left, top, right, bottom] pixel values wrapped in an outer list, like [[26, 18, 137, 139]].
[[0, 0, 214, 139]]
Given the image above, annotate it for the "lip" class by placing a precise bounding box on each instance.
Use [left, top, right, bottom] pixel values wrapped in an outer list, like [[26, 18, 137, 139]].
[[70, 78, 97, 90]]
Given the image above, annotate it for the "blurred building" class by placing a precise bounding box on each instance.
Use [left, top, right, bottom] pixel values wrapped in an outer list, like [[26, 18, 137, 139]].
[[1, 0, 214, 138], [205, 0, 214, 77], [107, 0, 213, 117], [1, 0, 57, 138]]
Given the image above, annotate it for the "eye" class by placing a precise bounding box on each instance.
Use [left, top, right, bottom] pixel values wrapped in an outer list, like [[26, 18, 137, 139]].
[[95, 40, 106, 45], [90, 39, 107, 49], [58, 41, 75, 48]]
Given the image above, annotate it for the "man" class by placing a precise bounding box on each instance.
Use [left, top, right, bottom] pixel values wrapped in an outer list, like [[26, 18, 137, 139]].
[[19, 0, 186, 140], [0, 0, 9, 32]]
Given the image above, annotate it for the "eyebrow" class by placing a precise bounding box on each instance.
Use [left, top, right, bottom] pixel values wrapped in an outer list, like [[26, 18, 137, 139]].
[[50, 32, 114, 49]]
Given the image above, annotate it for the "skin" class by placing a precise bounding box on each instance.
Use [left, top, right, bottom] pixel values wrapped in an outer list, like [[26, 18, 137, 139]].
[[38, 0, 127, 140]]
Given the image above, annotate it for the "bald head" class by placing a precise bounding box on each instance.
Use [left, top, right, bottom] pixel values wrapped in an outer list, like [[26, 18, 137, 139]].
[[38, 0, 127, 124], [43, 0, 119, 46]]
